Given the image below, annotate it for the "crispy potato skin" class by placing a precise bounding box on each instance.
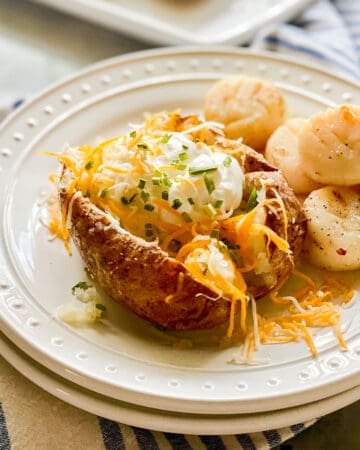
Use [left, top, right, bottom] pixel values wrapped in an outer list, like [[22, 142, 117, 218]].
[[214, 138, 276, 173], [70, 196, 230, 330], [62, 149, 306, 331]]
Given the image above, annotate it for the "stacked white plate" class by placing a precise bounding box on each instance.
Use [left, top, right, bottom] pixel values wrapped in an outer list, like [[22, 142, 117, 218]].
[[0, 48, 359, 434], [31, 0, 315, 45]]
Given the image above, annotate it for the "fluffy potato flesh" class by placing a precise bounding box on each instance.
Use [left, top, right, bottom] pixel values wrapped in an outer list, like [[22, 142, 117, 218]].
[[57, 113, 305, 331], [204, 75, 287, 151], [241, 172, 306, 298]]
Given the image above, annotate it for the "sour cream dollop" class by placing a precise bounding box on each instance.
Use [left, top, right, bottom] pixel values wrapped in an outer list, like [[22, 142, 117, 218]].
[[101, 132, 243, 225], [62, 117, 245, 235]]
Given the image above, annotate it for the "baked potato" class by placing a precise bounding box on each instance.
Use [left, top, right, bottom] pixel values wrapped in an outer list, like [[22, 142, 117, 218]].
[[56, 112, 306, 331]]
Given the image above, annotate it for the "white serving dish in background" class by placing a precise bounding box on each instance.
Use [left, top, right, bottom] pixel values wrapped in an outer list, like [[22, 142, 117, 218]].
[[31, 0, 315, 45]]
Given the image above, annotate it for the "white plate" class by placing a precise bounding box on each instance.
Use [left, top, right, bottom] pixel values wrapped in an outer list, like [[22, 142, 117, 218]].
[[31, 0, 315, 45], [1, 332, 359, 435], [0, 48, 359, 416]]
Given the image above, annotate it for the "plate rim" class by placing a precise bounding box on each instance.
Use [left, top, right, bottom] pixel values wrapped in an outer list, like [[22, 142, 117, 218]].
[[2, 331, 359, 435], [1, 45, 359, 136]]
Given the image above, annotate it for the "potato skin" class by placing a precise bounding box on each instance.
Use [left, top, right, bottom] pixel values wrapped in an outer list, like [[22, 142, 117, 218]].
[[214, 138, 276, 173], [62, 150, 305, 331], [70, 195, 230, 330]]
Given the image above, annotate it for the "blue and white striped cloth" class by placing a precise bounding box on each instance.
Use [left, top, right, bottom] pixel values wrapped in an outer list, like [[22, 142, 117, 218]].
[[252, 0, 360, 80], [0, 1, 359, 449]]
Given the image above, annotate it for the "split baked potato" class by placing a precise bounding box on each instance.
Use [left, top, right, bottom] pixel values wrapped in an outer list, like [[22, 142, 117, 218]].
[[56, 112, 306, 331]]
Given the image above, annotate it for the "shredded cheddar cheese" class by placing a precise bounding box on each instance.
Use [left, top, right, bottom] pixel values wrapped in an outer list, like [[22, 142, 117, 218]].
[[258, 270, 354, 356]]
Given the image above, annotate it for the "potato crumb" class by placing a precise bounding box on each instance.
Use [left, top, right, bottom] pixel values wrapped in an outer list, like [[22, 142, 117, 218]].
[[58, 286, 104, 326]]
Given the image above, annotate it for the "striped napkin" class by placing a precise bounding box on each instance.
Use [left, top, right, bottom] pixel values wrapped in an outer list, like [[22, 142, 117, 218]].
[[252, 0, 360, 80], [1, 1, 359, 449], [0, 353, 316, 449]]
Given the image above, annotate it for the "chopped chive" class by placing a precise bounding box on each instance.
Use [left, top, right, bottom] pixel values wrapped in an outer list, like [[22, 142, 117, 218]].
[[210, 229, 220, 239], [218, 241, 238, 260], [85, 160, 94, 170], [187, 197, 195, 205], [152, 177, 161, 185], [203, 203, 216, 218], [71, 281, 90, 295], [178, 152, 188, 161], [203, 174, 215, 194], [138, 179, 146, 189], [218, 241, 239, 263], [160, 133, 172, 143], [218, 241, 228, 253], [175, 164, 187, 171], [121, 196, 129, 205], [246, 187, 258, 212], [137, 143, 148, 150], [189, 166, 218, 176], [168, 239, 181, 252], [144, 203, 155, 212], [85, 189, 91, 198], [172, 198, 182, 210], [162, 172, 172, 187], [228, 249, 239, 263], [100, 188, 107, 198], [161, 191, 169, 200], [145, 223, 152, 229], [182, 212, 192, 223], [95, 303, 107, 312], [218, 240, 239, 262], [223, 156, 232, 168], [130, 130, 136, 139], [84, 267, 92, 278], [154, 169, 162, 177], [222, 238, 240, 250], [140, 190, 150, 202], [129, 193, 137, 202], [182, 144, 189, 150], [214, 199, 223, 208]]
